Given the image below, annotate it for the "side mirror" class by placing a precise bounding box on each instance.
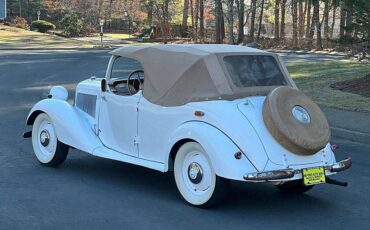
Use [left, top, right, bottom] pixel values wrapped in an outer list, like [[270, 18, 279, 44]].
[[101, 79, 107, 92]]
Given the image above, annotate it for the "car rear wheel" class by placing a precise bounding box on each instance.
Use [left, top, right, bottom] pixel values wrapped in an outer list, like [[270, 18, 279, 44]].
[[174, 142, 229, 208], [32, 113, 69, 167], [276, 180, 314, 194]]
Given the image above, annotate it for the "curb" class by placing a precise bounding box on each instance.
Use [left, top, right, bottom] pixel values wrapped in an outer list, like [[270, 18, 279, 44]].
[[331, 127, 370, 145]]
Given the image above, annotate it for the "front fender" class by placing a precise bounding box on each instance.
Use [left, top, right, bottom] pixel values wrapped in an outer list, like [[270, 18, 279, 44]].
[[27, 99, 101, 153], [168, 121, 258, 181]]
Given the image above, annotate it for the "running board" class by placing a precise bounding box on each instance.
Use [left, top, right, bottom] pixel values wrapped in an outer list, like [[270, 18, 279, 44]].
[[92, 146, 166, 172]]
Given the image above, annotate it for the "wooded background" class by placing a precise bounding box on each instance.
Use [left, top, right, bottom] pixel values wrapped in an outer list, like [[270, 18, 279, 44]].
[[4, 0, 370, 51]]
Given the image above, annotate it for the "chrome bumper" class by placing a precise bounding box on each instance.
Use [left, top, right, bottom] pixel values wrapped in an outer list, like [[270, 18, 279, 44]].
[[243, 157, 352, 182], [325, 157, 352, 173]]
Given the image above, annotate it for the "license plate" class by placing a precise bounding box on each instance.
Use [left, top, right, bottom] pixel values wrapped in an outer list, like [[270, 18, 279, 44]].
[[302, 167, 326, 186]]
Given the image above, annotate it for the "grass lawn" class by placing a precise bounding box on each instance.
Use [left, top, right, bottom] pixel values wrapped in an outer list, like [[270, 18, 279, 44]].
[[0, 25, 94, 49], [287, 61, 370, 112]]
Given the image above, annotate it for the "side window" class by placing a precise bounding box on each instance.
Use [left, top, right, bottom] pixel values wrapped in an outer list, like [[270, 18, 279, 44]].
[[111, 57, 143, 80]]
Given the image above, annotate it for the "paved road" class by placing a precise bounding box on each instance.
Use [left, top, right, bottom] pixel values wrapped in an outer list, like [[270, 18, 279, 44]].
[[0, 50, 369, 230]]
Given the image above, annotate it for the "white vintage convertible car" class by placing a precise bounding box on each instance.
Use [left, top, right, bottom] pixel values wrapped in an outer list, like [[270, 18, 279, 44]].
[[24, 44, 351, 207]]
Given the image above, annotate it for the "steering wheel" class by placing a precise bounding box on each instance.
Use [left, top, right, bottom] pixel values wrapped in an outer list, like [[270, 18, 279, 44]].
[[127, 70, 144, 95]]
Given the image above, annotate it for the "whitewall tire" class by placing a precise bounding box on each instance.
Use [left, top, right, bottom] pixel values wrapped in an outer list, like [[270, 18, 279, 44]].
[[32, 113, 69, 167], [174, 142, 229, 207]]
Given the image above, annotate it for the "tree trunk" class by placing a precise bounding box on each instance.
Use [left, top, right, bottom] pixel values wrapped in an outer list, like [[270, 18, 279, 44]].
[[227, 0, 234, 44], [199, 0, 204, 42], [221, 13, 226, 41], [250, 0, 257, 42], [345, 7, 352, 38], [307, 1, 316, 49], [323, 0, 329, 45], [280, 0, 286, 39], [298, 0, 304, 39], [274, 0, 280, 40], [305, 0, 312, 39], [236, 0, 245, 44], [215, 0, 223, 43], [330, 5, 337, 39], [257, 0, 265, 40], [292, 0, 298, 48], [181, 0, 189, 36], [163, 0, 170, 43], [27, 0, 30, 21], [147, 0, 154, 26], [339, 4, 346, 38], [194, 0, 199, 42], [313, 0, 322, 50]]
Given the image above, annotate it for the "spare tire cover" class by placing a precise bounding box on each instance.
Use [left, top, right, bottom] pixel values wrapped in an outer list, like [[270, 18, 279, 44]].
[[263, 86, 330, 155]]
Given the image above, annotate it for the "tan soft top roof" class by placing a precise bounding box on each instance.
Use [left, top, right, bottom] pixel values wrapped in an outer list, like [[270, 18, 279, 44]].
[[109, 44, 292, 106]]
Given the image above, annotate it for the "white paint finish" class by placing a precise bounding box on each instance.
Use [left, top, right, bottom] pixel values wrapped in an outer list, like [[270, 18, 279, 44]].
[[26, 48, 344, 184], [27, 99, 101, 154], [92, 146, 165, 172], [75, 80, 101, 134], [236, 96, 335, 170], [49, 86, 68, 101], [167, 121, 257, 180], [99, 91, 140, 157], [185, 99, 270, 171]]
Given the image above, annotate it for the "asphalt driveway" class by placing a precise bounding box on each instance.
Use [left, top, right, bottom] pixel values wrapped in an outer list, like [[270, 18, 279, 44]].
[[0, 49, 369, 230]]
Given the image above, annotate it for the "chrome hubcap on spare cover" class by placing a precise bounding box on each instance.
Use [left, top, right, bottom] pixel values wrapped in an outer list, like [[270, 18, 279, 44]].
[[292, 105, 311, 124], [188, 162, 203, 184], [40, 130, 50, 147]]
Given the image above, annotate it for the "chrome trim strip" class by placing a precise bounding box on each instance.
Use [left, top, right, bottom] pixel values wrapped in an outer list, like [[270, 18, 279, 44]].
[[244, 169, 295, 181], [329, 157, 352, 173]]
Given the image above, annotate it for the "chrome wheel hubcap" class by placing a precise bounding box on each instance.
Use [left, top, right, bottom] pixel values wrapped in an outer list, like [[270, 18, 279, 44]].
[[188, 162, 203, 184], [40, 130, 50, 147]]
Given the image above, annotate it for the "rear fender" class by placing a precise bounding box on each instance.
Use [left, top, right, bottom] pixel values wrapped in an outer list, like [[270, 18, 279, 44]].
[[168, 121, 257, 181], [26, 99, 101, 153]]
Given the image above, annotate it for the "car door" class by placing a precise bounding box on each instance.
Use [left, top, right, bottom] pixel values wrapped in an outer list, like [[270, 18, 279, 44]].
[[98, 56, 143, 157]]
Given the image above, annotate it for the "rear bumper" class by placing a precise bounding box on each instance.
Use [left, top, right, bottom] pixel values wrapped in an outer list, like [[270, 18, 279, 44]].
[[243, 157, 352, 182]]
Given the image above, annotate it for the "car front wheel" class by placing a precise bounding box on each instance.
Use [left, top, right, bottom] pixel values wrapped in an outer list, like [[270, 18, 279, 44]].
[[32, 113, 69, 167], [174, 142, 229, 208]]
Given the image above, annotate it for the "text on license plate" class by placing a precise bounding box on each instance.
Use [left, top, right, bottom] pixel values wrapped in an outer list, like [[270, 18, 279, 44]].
[[302, 167, 325, 186]]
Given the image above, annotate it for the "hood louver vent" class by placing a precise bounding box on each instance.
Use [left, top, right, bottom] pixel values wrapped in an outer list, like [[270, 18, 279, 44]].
[[76, 93, 97, 118]]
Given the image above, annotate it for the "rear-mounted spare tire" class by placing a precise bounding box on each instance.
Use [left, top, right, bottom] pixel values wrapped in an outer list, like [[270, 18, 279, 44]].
[[262, 86, 330, 155]]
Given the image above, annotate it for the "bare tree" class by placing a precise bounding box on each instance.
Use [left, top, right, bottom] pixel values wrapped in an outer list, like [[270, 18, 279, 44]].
[[298, 0, 304, 39], [250, 0, 257, 42], [313, 0, 322, 49], [345, 5, 352, 38], [152, 0, 171, 43], [323, 0, 330, 45], [274, 0, 281, 40], [199, 0, 204, 41], [280, 0, 287, 39], [330, 2, 338, 39], [236, 0, 245, 43], [226, 0, 234, 44], [181, 0, 189, 36], [257, 0, 265, 41], [215, 0, 223, 43], [305, 0, 312, 38], [194, 0, 199, 41], [339, 2, 346, 38], [292, 0, 298, 47]]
